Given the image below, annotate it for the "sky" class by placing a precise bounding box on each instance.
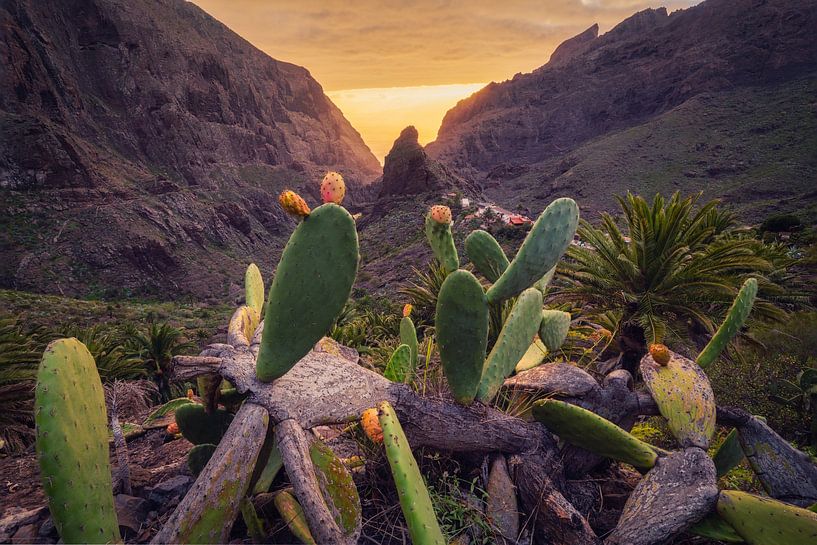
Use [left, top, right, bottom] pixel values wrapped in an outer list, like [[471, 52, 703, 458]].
[[192, 0, 699, 162]]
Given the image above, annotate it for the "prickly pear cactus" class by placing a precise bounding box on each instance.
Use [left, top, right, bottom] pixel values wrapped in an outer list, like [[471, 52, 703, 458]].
[[308, 439, 362, 538], [35, 338, 121, 544], [377, 401, 446, 545], [257, 203, 359, 381], [399, 314, 418, 373], [436, 269, 489, 405], [514, 338, 548, 373], [689, 513, 743, 542], [697, 278, 758, 369], [716, 490, 817, 544], [274, 489, 317, 545], [425, 206, 459, 274], [320, 171, 346, 204], [278, 189, 311, 218], [187, 443, 217, 476], [712, 429, 745, 478], [538, 309, 571, 352], [486, 197, 579, 304], [640, 348, 716, 449], [245, 263, 265, 316], [477, 288, 543, 402], [384, 344, 413, 383], [465, 229, 509, 283], [532, 399, 659, 470], [228, 305, 260, 345], [174, 403, 233, 445]]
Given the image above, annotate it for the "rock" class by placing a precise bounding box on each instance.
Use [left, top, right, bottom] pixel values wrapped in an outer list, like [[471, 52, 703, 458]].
[[11, 524, 39, 544], [549, 24, 598, 66], [0, 507, 47, 538], [37, 517, 56, 538], [115, 494, 150, 535], [378, 126, 472, 198], [146, 475, 193, 505]]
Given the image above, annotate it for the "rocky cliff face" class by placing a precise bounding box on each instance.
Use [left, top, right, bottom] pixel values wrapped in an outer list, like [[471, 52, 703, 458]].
[[426, 0, 817, 177], [378, 126, 469, 198], [0, 0, 381, 299]]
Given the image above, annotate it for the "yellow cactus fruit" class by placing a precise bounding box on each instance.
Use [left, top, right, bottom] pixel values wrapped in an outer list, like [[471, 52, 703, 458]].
[[402, 304, 413, 318], [649, 343, 671, 366], [429, 205, 452, 225], [186, 388, 194, 399], [320, 171, 346, 204], [278, 189, 311, 218], [166, 421, 180, 435], [590, 328, 613, 342], [361, 408, 383, 444]]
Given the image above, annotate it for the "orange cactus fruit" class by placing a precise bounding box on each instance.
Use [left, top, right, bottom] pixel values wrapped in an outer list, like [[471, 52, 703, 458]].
[[649, 343, 671, 366], [186, 388, 194, 399], [429, 205, 452, 225], [402, 304, 413, 318], [361, 407, 383, 444], [278, 190, 311, 218], [320, 171, 346, 204], [166, 421, 180, 435]]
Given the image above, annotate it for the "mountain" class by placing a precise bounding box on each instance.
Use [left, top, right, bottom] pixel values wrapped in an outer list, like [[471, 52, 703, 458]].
[[426, 0, 817, 220], [0, 0, 380, 300]]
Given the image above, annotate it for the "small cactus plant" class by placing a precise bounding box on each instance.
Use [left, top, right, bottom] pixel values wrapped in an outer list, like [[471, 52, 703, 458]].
[[425, 205, 459, 274], [697, 278, 758, 369], [320, 171, 346, 204]]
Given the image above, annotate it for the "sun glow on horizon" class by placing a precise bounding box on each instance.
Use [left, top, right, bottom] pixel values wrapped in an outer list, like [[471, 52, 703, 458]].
[[327, 83, 486, 164]]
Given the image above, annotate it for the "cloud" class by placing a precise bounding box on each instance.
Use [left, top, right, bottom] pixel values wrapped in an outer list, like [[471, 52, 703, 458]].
[[192, 0, 700, 90]]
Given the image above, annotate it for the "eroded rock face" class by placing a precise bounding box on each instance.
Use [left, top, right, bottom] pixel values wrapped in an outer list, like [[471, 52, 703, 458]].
[[426, 0, 817, 174], [378, 126, 470, 198], [0, 0, 380, 298]]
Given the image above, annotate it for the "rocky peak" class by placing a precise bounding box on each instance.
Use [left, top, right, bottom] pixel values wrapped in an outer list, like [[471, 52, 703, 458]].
[[379, 126, 469, 198], [549, 24, 599, 67], [608, 7, 669, 37]]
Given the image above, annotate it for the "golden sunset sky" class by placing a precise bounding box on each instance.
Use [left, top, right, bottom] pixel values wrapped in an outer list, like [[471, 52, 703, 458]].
[[192, 0, 698, 162]]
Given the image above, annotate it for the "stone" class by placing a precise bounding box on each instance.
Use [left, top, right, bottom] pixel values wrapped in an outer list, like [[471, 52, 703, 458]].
[[11, 524, 39, 544], [146, 475, 193, 505], [0, 507, 47, 538], [115, 494, 150, 534]]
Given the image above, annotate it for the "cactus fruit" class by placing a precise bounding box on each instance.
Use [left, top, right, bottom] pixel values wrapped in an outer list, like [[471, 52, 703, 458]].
[[166, 421, 180, 435], [320, 171, 346, 204], [436, 269, 489, 405], [486, 197, 579, 304], [187, 443, 217, 476], [465, 229, 509, 283], [641, 348, 716, 449], [256, 203, 359, 382], [400, 314, 419, 372], [402, 303, 413, 317], [429, 204, 452, 224], [649, 343, 671, 366], [514, 337, 548, 373], [174, 403, 233, 445], [245, 263, 265, 316], [308, 439, 361, 537], [278, 189, 311, 218], [532, 399, 659, 470], [274, 489, 317, 545], [384, 344, 413, 383], [697, 278, 758, 369], [377, 401, 446, 545], [712, 429, 745, 478], [425, 207, 459, 274], [361, 408, 383, 444], [477, 288, 543, 402], [538, 309, 571, 352], [716, 490, 817, 544], [35, 338, 121, 544]]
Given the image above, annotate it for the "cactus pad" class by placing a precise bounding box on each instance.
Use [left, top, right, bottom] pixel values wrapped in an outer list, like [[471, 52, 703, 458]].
[[697, 278, 757, 369], [384, 344, 413, 383], [245, 263, 265, 316], [689, 514, 743, 542], [228, 305, 260, 346], [538, 310, 571, 352], [716, 490, 817, 544], [174, 403, 233, 445], [713, 429, 745, 478], [425, 209, 459, 274], [187, 443, 217, 476], [532, 399, 658, 470], [486, 197, 579, 304], [378, 401, 446, 545], [274, 489, 317, 545], [256, 203, 359, 381], [35, 338, 121, 544], [308, 439, 361, 537], [514, 338, 548, 373], [436, 269, 489, 405], [640, 348, 716, 449], [477, 288, 543, 402], [465, 229, 509, 283], [399, 315, 419, 373]]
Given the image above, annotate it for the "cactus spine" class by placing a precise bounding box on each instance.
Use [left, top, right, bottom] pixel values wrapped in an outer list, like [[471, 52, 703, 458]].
[[244, 263, 265, 316], [538, 309, 571, 352], [465, 229, 509, 283], [477, 287, 543, 402], [697, 278, 758, 369], [35, 338, 121, 544], [716, 490, 817, 544], [532, 399, 659, 470], [424, 206, 459, 274], [378, 401, 446, 545], [486, 197, 579, 304], [436, 269, 489, 405], [257, 203, 359, 381]]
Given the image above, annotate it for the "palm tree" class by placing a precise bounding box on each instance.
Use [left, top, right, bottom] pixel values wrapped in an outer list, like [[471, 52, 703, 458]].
[[61, 324, 146, 382], [125, 322, 192, 402], [554, 192, 790, 370]]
